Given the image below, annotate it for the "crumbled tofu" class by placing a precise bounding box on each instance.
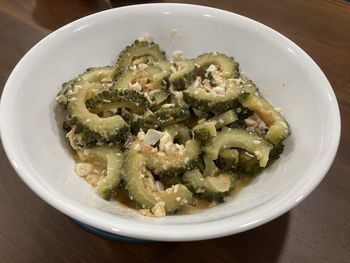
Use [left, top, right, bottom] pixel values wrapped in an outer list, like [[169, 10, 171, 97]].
[[245, 113, 269, 135], [138, 33, 152, 42], [162, 103, 176, 108], [101, 76, 113, 83], [274, 107, 282, 112], [212, 86, 225, 94], [139, 209, 153, 217], [164, 141, 175, 154], [138, 63, 149, 70], [72, 85, 82, 93], [104, 82, 113, 88], [85, 172, 101, 187], [211, 72, 226, 87], [159, 132, 173, 152], [133, 143, 141, 152], [66, 130, 83, 150], [206, 64, 218, 73], [202, 79, 212, 92], [130, 64, 137, 71], [172, 50, 186, 60], [151, 201, 166, 217], [137, 130, 146, 141], [129, 81, 142, 92], [176, 197, 181, 202], [75, 163, 93, 177], [180, 199, 188, 205], [173, 184, 179, 193]]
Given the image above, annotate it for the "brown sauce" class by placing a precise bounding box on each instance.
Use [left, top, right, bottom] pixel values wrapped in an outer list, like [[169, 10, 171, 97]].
[[113, 175, 255, 214]]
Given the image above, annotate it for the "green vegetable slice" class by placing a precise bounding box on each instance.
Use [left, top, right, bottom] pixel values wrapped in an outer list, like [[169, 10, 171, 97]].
[[203, 156, 220, 178], [183, 169, 237, 202], [66, 83, 129, 147], [237, 150, 261, 175], [123, 150, 194, 215], [183, 79, 242, 113], [210, 110, 238, 128], [169, 60, 197, 91], [116, 40, 166, 74], [133, 139, 201, 177], [113, 65, 167, 91], [77, 146, 123, 200], [56, 66, 116, 108], [204, 128, 272, 167], [241, 92, 290, 144], [85, 88, 150, 114], [132, 105, 191, 132], [162, 124, 191, 144], [195, 52, 239, 79], [192, 121, 217, 144]]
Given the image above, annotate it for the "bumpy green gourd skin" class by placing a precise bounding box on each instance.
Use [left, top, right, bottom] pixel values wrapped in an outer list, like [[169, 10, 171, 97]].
[[170, 60, 197, 91], [123, 150, 194, 214], [136, 140, 201, 177], [66, 84, 129, 147], [113, 65, 168, 91], [210, 110, 238, 128], [77, 146, 123, 200], [85, 88, 150, 114], [192, 121, 217, 144], [183, 79, 243, 113], [195, 52, 240, 79], [241, 92, 291, 144], [115, 40, 166, 74], [56, 66, 117, 109], [132, 105, 191, 132], [183, 169, 237, 202]]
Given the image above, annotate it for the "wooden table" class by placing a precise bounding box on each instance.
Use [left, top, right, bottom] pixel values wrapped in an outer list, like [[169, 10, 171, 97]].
[[0, 0, 349, 262]]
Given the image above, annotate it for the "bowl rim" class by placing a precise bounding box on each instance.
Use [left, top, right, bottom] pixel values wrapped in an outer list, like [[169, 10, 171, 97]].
[[0, 3, 341, 241]]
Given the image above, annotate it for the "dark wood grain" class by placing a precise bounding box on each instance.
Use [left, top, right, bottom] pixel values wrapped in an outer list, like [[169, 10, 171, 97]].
[[0, 0, 349, 262]]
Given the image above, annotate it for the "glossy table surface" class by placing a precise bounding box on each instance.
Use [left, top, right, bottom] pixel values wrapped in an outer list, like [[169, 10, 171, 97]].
[[0, 0, 349, 262]]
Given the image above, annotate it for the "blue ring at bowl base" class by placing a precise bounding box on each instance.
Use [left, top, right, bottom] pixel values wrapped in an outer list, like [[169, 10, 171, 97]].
[[72, 219, 153, 244]]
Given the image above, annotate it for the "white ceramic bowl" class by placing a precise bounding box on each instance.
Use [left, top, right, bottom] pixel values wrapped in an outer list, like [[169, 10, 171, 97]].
[[0, 4, 340, 241]]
